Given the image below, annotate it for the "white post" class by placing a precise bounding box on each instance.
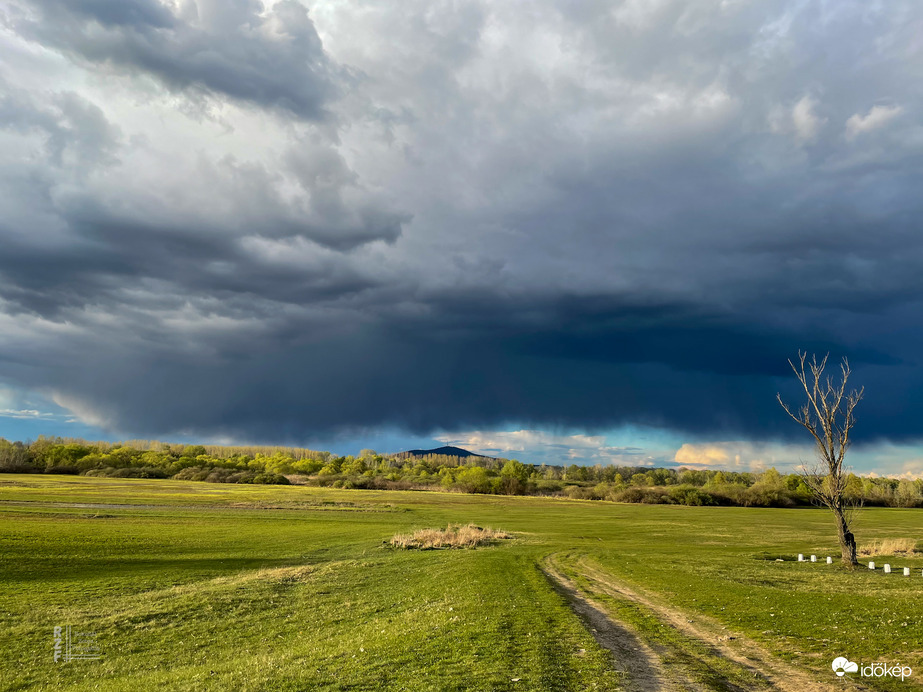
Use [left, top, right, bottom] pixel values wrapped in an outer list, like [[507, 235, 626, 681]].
[[826, 556, 832, 564], [869, 561, 875, 570], [798, 553, 804, 562], [810, 555, 817, 562], [884, 564, 891, 574], [904, 568, 911, 576]]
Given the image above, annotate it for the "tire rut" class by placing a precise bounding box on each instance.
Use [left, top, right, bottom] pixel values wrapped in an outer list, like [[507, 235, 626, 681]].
[[573, 558, 867, 692], [546, 553, 871, 692], [542, 559, 705, 691]]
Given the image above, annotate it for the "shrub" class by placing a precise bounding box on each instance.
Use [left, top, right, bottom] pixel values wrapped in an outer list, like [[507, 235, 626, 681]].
[[613, 487, 671, 504], [113, 466, 168, 479], [251, 472, 290, 485], [102, 466, 165, 479], [453, 467, 491, 494], [206, 468, 238, 483], [0, 461, 37, 473], [173, 466, 210, 481], [709, 483, 748, 506], [535, 479, 563, 494], [170, 467, 287, 484], [345, 475, 373, 489], [563, 484, 603, 500], [43, 465, 80, 475], [742, 485, 796, 508], [668, 485, 718, 506]]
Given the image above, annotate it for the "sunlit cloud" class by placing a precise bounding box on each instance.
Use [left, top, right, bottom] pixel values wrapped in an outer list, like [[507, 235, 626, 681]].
[[791, 94, 825, 141], [0, 408, 56, 420], [435, 429, 657, 466], [673, 441, 811, 471], [845, 104, 903, 139]]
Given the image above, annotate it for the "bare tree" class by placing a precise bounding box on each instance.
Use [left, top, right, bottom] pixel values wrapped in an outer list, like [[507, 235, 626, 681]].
[[777, 351, 864, 567]]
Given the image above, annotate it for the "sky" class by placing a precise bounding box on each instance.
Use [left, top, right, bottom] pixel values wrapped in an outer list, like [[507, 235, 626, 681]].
[[1, 0, 923, 477]]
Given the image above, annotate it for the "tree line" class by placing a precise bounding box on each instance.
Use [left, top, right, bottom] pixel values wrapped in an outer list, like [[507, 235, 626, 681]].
[[1, 436, 921, 508]]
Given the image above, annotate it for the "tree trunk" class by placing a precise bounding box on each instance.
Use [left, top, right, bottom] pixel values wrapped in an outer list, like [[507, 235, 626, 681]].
[[834, 507, 858, 566]]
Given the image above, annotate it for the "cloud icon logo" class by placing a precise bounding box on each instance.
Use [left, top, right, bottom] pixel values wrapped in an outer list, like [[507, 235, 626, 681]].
[[832, 657, 859, 676]]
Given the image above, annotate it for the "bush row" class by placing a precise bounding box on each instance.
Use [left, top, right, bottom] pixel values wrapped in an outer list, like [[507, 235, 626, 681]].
[[2, 436, 921, 505]]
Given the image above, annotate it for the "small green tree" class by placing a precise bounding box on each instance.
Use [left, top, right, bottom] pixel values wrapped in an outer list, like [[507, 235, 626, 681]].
[[455, 466, 491, 493]]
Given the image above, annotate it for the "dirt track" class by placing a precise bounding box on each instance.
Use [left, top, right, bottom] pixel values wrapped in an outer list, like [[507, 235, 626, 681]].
[[542, 555, 868, 692]]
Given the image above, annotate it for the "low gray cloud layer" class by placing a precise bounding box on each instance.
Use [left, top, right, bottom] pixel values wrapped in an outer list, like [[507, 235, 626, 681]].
[[1, 0, 923, 444], [14, 0, 336, 119]]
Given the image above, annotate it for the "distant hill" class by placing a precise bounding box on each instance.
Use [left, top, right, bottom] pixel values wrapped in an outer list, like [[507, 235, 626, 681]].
[[398, 445, 494, 459]]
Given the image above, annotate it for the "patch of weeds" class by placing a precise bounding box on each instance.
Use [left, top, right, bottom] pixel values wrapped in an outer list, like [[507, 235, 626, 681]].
[[388, 524, 512, 550], [858, 538, 919, 557]]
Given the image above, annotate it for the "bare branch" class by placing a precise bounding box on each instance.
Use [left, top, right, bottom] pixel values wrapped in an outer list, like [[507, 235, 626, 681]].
[[778, 351, 863, 567]]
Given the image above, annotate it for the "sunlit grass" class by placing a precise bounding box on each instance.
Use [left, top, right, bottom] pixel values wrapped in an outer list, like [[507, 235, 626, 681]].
[[1, 474, 921, 690]]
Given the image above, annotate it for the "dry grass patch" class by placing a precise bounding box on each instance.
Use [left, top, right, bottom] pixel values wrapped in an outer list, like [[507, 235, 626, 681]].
[[389, 523, 512, 550], [858, 538, 919, 557]]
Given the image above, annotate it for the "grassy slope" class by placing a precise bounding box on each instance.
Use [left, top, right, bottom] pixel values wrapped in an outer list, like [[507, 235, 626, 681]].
[[1, 475, 921, 691]]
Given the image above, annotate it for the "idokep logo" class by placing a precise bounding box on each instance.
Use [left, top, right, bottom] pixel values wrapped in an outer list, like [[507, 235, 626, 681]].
[[832, 657, 858, 677], [859, 662, 913, 681], [832, 656, 913, 681]]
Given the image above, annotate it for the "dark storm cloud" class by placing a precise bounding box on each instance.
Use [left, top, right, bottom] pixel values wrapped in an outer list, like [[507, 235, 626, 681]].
[[2, 0, 923, 445], [0, 81, 121, 167], [0, 199, 393, 317], [8, 304, 908, 445], [0, 72, 406, 315], [11, 0, 335, 120]]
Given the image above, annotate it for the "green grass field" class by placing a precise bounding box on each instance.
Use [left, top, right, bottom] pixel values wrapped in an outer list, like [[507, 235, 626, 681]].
[[2, 475, 921, 691]]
